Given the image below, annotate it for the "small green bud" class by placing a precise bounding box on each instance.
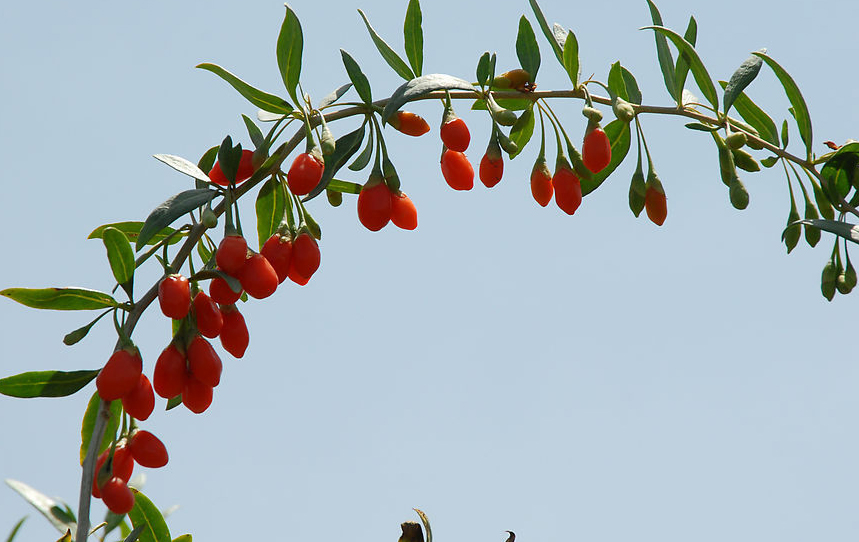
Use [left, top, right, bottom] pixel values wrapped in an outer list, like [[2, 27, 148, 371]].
[[201, 207, 218, 229], [726, 132, 747, 149], [612, 98, 636, 123], [714, 133, 735, 187], [821, 259, 839, 301], [320, 124, 336, 155], [486, 94, 517, 126], [496, 131, 518, 156], [581, 106, 603, 123], [729, 176, 749, 210], [326, 188, 343, 207], [628, 167, 646, 217], [731, 148, 760, 172]]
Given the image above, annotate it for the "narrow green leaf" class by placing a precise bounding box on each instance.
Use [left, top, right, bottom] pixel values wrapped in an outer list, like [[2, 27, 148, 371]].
[[642, 26, 718, 111], [561, 30, 579, 87], [5, 516, 26, 542], [303, 125, 366, 201], [718, 81, 779, 146], [136, 189, 218, 250], [277, 5, 303, 105], [357, 9, 415, 81], [582, 119, 631, 195], [621, 66, 642, 105], [673, 16, 697, 100], [152, 154, 211, 184], [723, 51, 764, 114], [172, 536, 192, 542], [128, 490, 171, 542], [195, 63, 292, 114], [527, 0, 564, 65], [821, 142, 859, 202], [5, 481, 74, 535], [326, 179, 363, 194], [90, 222, 181, 247], [516, 16, 540, 80], [102, 227, 135, 286], [348, 128, 374, 172], [476, 52, 491, 88], [685, 122, 720, 132], [319, 83, 353, 108], [255, 177, 286, 251], [340, 50, 372, 104], [753, 51, 812, 158], [1, 287, 118, 311], [0, 370, 98, 399], [241, 115, 265, 149], [508, 107, 535, 158], [781, 119, 789, 148], [125, 525, 147, 542], [80, 391, 121, 464], [644, 1, 676, 101], [810, 176, 835, 220], [382, 74, 476, 124], [403, 0, 423, 77], [607, 62, 642, 105], [792, 219, 859, 245], [760, 156, 779, 168]]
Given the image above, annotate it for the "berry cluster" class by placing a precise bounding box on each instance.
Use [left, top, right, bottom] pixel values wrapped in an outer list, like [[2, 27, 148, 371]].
[[91, 430, 169, 514]]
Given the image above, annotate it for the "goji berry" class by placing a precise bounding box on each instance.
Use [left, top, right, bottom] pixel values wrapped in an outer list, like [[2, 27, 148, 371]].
[[128, 430, 169, 468], [530, 159, 553, 207], [220, 304, 249, 358], [187, 335, 222, 387], [209, 149, 255, 186], [182, 374, 213, 414], [97, 347, 143, 401], [101, 477, 135, 514], [479, 153, 504, 188], [216, 235, 247, 276], [440, 149, 474, 191], [153, 344, 187, 399], [192, 291, 223, 338], [645, 185, 667, 226], [288, 232, 320, 284], [209, 275, 242, 304], [157, 274, 191, 320], [261, 233, 292, 284], [390, 191, 418, 230], [389, 111, 430, 137], [553, 166, 582, 215], [238, 252, 279, 299], [440, 118, 470, 152], [121, 374, 155, 421], [582, 127, 612, 173], [357, 179, 393, 231], [286, 152, 324, 196], [92, 446, 134, 498]]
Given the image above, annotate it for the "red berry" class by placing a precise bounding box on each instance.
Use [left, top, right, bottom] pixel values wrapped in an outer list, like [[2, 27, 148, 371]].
[[101, 477, 135, 514], [97, 347, 143, 401], [182, 374, 213, 414], [187, 335, 222, 387], [157, 274, 191, 320], [193, 291, 223, 338], [93, 446, 134, 498], [390, 192, 418, 230], [440, 118, 470, 152], [645, 186, 668, 226], [153, 344, 187, 399], [287, 271, 311, 286], [582, 127, 612, 173], [121, 374, 155, 421], [220, 305, 249, 358], [287, 152, 324, 196], [216, 235, 248, 276], [530, 160, 553, 207], [440, 149, 474, 191], [390, 111, 430, 137], [357, 180, 393, 231], [553, 167, 583, 215], [208, 149, 255, 186], [289, 232, 320, 283], [209, 275, 242, 304], [238, 253, 279, 299], [128, 430, 169, 468], [261, 233, 292, 284], [479, 153, 504, 188]]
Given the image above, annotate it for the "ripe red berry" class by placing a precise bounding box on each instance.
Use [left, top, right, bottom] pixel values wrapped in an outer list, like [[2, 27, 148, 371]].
[[440, 149, 474, 191], [645, 185, 668, 226], [101, 477, 135, 515], [530, 160, 553, 207], [209, 149, 255, 186], [390, 111, 430, 137], [157, 274, 191, 320], [97, 347, 143, 401], [553, 166, 583, 215], [153, 344, 187, 399], [216, 235, 248, 276], [238, 253, 279, 299], [288, 232, 321, 284], [182, 374, 214, 414], [209, 275, 242, 304], [220, 305, 249, 358], [582, 127, 612, 173], [261, 233, 292, 284], [121, 374, 155, 421], [479, 153, 504, 188], [128, 430, 169, 468], [390, 192, 418, 230], [440, 117, 470, 152], [187, 335, 222, 387], [287, 152, 325, 196], [192, 291, 223, 338], [92, 446, 134, 498], [357, 180, 393, 231]]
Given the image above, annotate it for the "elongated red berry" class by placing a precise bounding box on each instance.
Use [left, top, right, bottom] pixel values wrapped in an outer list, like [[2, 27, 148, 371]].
[[357, 179, 393, 231], [209, 275, 242, 304], [289, 232, 321, 283], [121, 374, 155, 421], [238, 253, 279, 299], [479, 153, 504, 188], [390, 111, 430, 137], [530, 160, 553, 207], [187, 335, 222, 387], [553, 166, 582, 215], [193, 291, 223, 338], [582, 127, 612, 173], [390, 192, 418, 230], [216, 235, 247, 276], [645, 185, 668, 226], [158, 274, 191, 320], [287, 152, 324, 196], [220, 305, 249, 358], [440, 117, 470, 152], [209, 149, 255, 186], [153, 344, 187, 399], [93, 446, 134, 498], [129, 430, 169, 468], [101, 477, 135, 514], [440, 149, 474, 191], [97, 347, 143, 401], [182, 374, 213, 414], [261, 233, 292, 284]]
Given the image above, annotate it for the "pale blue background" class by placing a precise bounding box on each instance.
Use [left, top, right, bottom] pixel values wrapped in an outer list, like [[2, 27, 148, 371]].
[[2, 0, 858, 541]]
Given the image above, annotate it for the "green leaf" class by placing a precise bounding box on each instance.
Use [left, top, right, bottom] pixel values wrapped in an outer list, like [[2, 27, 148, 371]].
[[471, 98, 532, 112], [80, 391, 121, 464], [241, 115, 265, 149], [718, 81, 779, 146], [277, 5, 303, 105], [821, 142, 859, 202], [723, 51, 764, 114], [561, 30, 579, 87], [319, 83, 353, 108], [685, 122, 720, 132], [581, 119, 631, 195], [326, 179, 363, 194], [476, 52, 491, 88], [642, 26, 718, 111], [128, 491, 171, 542], [5, 480, 75, 535], [89, 222, 182, 247], [255, 177, 287, 251], [403, 0, 423, 77], [760, 156, 779, 168], [644, 1, 676, 101], [753, 51, 813, 158], [607, 61, 642, 104], [172, 536, 192, 542], [136, 189, 218, 250], [5, 516, 26, 542], [0, 370, 98, 399], [792, 219, 859, 245], [1, 287, 119, 311], [102, 227, 135, 286], [340, 50, 372, 104], [414, 509, 432, 542], [527, 0, 564, 65], [357, 9, 414, 81], [195, 63, 292, 115], [304, 125, 366, 201], [152, 154, 211, 184], [516, 16, 540, 80], [508, 107, 535, 158], [348, 128, 374, 172], [673, 16, 697, 100], [382, 74, 476, 124], [781, 119, 789, 148]]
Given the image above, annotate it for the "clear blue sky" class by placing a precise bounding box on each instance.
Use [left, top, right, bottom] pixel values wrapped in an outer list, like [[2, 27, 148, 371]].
[[2, 0, 858, 541]]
